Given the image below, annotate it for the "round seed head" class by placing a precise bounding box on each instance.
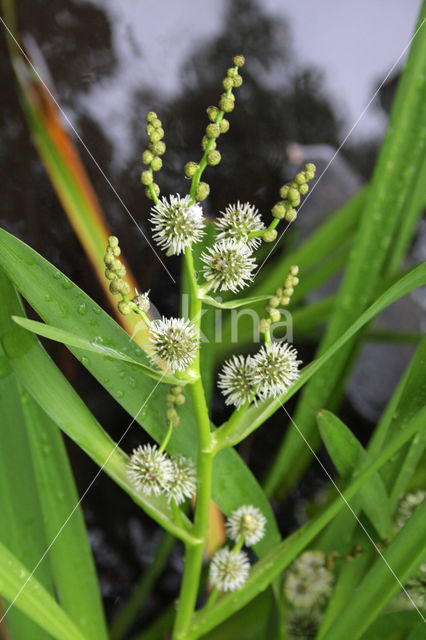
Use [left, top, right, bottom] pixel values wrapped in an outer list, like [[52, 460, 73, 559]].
[[218, 354, 256, 408], [201, 239, 257, 293], [127, 444, 174, 497], [226, 505, 266, 546], [148, 316, 199, 373], [209, 548, 250, 592], [150, 194, 205, 255], [215, 201, 265, 250], [251, 342, 301, 400]]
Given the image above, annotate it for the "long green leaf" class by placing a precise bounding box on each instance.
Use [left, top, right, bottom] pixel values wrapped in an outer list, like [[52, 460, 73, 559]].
[[324, 500, 426, 640], [358, 611, 425, 640], [0, 231, 280, 554], [265, 3, 426, 498], [317, 410, 392, 538], [11, 315, 189, 384], [214, 262, 426, 449], [185, 407, 426, 638], [0, 541, 86, 640], [0, 345, 55, 640]]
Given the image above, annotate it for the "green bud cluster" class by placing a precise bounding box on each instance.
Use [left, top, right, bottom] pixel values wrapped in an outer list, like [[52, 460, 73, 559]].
[[165, 385, 186, 428], [185, 55, 245, 197], [260, 265, 300, 331], [141, 112, 165, 201], [104, 236, 132, 315], [275, 163, 317, 223]]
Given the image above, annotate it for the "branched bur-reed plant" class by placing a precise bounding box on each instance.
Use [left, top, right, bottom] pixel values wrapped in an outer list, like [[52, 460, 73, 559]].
[[106, 54, 316, 637], [1, 37, 425, 640]]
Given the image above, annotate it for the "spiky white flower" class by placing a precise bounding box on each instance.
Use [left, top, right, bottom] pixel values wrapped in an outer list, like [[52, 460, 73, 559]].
[[284, 572, 320, 608], [226, 505, 266, 546], [132, 290, 150, 313], [150, 194, 205, 255], [215, 201, 265, 250], [295, 551, 326, 575], [218, 354, 256, 408], [127, 444, 174, 497], [251, 342, 301, 400], [201, 239, 257, 293], [209, 548, 250, 592], [148, 316, 199, 372], [167, 455, 197, 505]]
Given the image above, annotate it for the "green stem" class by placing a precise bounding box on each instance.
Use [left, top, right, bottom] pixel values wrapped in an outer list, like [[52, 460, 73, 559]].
[[213, 400, 252, 452], [249, 217, 279, 239], [159, 421, 174, 454], [172, 251, 215, 639]]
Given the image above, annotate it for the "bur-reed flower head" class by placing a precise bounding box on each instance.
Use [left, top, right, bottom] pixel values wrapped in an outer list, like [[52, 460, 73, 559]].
[[295, 551, 326, 575], [201, 239, 256, 293], [215, 201, 265, 250], [226, 505, 266, 546], [251, 342, 301, 400], [127, 444, 174, 497], [208, 548, 250, 592], [150, 194, 205, 255], [167, 456, 197, 505], [148, 316, 199, 373], [218, 354, 256, 408], [284, 573, 320, 608]]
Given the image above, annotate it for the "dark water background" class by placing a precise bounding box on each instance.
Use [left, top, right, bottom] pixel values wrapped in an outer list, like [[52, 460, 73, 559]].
[[0, 0, 424, 635]]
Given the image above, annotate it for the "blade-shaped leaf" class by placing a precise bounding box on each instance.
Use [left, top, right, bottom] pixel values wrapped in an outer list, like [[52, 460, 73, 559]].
[[200, 294, 272, 309], [317, 410, 393, 538], [0, 541, 86, 640]]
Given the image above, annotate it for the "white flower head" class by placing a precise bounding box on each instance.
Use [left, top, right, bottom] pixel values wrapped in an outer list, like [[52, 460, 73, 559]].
[[215, 201, 265, 250], [148, 316, 199, 372], [218, 354, 256, 408], [167, 455, 197, 505], [209, 548, 250, 592], [251, 342, 301, 400], [127, 444, 174, 497], [226, 505, 267, 546], [150, 194, 205, 255], [201, 239, 257, 293], [295, 551, 326, 576], [284, 572, 319, 609]]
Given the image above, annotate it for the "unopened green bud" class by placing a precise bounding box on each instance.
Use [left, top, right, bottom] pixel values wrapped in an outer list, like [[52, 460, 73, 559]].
[[233, 54, 245, 67], [175, 394, 186, 406], [166, 393, 175, 403], [219, 96, 235, 112], [227, 67, 237, 78], [195, 182, 210, 201], [299, 183, 309, 195], [276, 287, 283, 297], [281, 296, 290, 306], [150, 141, 166, 156], [184, 161, 198, 177], [156, 127, 164, 139], [114, 264, 126, 279], [206, 123, 220, 139], [295, 172, 306, 184], [108, 235, 119, 248], [112, 246, 121, 257], [272, 203, 286, 219], [207, 106, 219, 122], [202, 135, 215, 150], [219, 118, 230, 133], [259, 318, 270, 333], [284, 286, 294, 297], [152, 118, 162, 129], [292, 276, 299, 285], [280, 185, 290, 199], [290, 265, 299, 275], [305, 162, 316, 174], [222, 77, 234, 91], [146, 111, 157, 123], [269, 296, 280, 308], [269, 308, 281, 323], [118, 301, 131, 315], [104, 268, 116, 280], [171, 385, 183, 395], [262, 229, 278, 242], [149, 130, 162, 144], [150, 157, 162, 171], [109, 279, 123, 294], [233, 74, 243, 87], [207, 150, 221, 166], [305, 170, 315, 181], [104, 252, 114, 266], [146, 124, 155, 137], [285, 209, 297, 222], [142, 150, 154, 165], [287, 187, 300, 202], [145, 183, 160, 200], [141, 170, 153, 185], [166, 408, 178, 423]]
